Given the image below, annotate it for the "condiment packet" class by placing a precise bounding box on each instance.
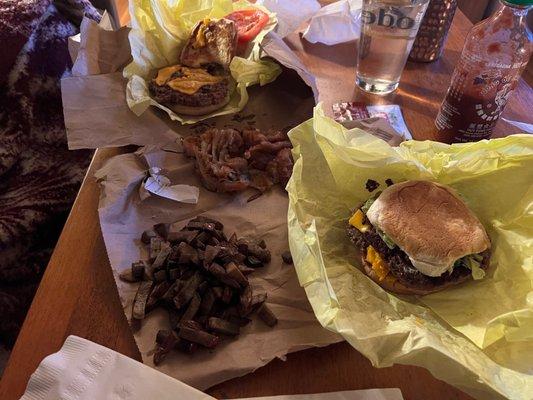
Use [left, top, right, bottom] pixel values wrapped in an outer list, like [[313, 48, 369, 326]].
[[332, 102, 413, 145], [302, 0, 362, 45], [21, 335, 403, 400]]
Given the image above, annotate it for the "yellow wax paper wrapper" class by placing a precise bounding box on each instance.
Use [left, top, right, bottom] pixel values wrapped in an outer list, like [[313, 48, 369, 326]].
[[287, 105, 533, 400], [123, 0, 281, 124]]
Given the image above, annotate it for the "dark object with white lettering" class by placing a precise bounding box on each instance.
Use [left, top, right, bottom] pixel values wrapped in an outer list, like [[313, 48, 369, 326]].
[[434, 0, 532, 143], [409, 0, 457, 62]]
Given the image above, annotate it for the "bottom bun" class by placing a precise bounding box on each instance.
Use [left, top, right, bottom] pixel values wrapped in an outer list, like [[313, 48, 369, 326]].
[[361, 255, 472, 296], [169, 94, 230, 116]]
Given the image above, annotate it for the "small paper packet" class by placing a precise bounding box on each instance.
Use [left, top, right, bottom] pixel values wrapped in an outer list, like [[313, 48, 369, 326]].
[[332, 102, 412, 145]]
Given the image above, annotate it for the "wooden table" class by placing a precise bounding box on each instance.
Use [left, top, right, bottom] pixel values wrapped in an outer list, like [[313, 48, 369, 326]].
[[1, 10, 531, 400]]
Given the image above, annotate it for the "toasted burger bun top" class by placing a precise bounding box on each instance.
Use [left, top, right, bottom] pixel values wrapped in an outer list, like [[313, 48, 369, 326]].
[[366, 180, 490, 277]]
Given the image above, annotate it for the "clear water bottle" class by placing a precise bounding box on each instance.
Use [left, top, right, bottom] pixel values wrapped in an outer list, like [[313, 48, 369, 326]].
[[435, 0, 533, 143], [355, 0, 430, 95]]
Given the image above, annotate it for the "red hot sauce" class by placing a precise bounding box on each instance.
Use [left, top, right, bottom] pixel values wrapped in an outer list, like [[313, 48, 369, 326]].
[[435, 1, 532, 143]]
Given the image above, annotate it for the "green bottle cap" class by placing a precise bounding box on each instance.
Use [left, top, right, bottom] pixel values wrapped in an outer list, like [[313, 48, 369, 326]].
[[504, 0, 533, 6]]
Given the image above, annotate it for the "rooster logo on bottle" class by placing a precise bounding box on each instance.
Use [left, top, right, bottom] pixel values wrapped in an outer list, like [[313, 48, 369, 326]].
[[475, 82, 513, 123]]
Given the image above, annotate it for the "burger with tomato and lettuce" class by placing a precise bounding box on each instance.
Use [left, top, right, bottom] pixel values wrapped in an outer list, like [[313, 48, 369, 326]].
[[347, 180, 491, 295], [149, 9, 269, 116]]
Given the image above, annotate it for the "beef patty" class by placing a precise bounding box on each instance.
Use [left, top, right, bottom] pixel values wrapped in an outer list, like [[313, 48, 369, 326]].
[[347, 224, 491, 291], [149, 79, 229, 108]]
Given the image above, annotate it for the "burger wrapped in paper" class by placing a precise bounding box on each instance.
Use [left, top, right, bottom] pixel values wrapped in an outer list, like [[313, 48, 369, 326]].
[[347, 180, 491, 295], [149, 18, 237, 116]]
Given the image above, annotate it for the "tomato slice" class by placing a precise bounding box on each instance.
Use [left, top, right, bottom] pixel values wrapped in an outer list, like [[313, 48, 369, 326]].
[[225, 9, 269, 45]]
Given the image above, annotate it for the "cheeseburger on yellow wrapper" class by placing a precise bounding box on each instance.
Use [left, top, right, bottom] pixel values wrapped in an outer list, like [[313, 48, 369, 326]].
[[347, 180, 491, 295]]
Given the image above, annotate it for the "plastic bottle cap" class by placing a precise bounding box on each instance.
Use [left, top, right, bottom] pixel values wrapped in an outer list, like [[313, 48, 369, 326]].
[[504, 0, 533, 5]]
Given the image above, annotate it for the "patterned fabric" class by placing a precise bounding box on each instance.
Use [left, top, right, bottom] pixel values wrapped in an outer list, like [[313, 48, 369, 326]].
[[0, 0, 99, 350]]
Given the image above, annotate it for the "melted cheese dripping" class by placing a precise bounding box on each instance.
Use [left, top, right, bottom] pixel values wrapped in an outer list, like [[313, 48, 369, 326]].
[[154, 65, 223, 95]]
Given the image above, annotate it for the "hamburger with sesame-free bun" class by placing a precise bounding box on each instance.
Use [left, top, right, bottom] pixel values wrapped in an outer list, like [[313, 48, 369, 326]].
[[347, 180, 491, 295], [149, 18, 237, 116]]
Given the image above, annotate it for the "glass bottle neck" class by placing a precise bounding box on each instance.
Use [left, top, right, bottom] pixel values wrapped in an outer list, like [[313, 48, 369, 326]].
[[498, 1, 531, 16]]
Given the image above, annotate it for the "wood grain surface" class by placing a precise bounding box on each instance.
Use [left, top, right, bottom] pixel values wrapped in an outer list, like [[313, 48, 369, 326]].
[[285, 10, 531, 140], [1, 9, 531, 400]]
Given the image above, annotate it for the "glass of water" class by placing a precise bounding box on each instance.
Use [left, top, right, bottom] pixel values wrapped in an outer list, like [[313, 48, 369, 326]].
[[356, 0, 430, 95]]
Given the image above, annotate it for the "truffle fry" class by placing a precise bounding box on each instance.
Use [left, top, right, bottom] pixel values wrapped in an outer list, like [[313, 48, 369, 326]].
[[132, 281, 153, 320], [179, 326, 219, 348]]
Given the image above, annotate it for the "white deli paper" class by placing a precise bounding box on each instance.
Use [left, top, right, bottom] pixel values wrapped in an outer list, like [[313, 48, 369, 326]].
[[257, 0, 321, 38], [62, 66, 315, 149], [62, 4, 318, 149], [246, 390, 403, 400], [21, 336, 403, 400], [303, 0, 362, 45], [135, 146, 200, 203], [71, 14, 131, 76], [95, 146, 342, 390]]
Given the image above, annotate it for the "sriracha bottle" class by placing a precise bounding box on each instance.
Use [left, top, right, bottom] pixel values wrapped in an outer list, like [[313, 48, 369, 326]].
[[435, 0, 532, 143]]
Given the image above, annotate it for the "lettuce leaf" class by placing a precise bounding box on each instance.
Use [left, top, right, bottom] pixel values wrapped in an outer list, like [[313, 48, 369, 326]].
[[360, 196, 377, 214], [455, 254, 486, 280], [376, 228, 396, 249]]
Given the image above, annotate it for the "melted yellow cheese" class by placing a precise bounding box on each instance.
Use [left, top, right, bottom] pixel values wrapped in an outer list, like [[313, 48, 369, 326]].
[[194, 18, 211, 48], [154, 65, 182, 86], [349, 209, 370, 232], [366, 245, 390, 282], [154, 65, 223, 95]]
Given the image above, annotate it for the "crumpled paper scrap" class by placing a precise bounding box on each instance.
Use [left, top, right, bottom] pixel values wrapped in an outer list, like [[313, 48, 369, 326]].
[[136, 145, 199, 204], [71, 12, 131, 76], [303, 0, 362, 45], [261, 31, 319, 101], [257, 0, 321, 38], [139, 167, 199, 204], [286, 104, 533, 400]]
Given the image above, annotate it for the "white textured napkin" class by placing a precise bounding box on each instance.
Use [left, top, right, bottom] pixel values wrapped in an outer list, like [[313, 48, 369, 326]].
[[257, 0, 321, 38], [21, 336, 403, 400], [20, 336, 212, 400], [303, 0, 362, 45]]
